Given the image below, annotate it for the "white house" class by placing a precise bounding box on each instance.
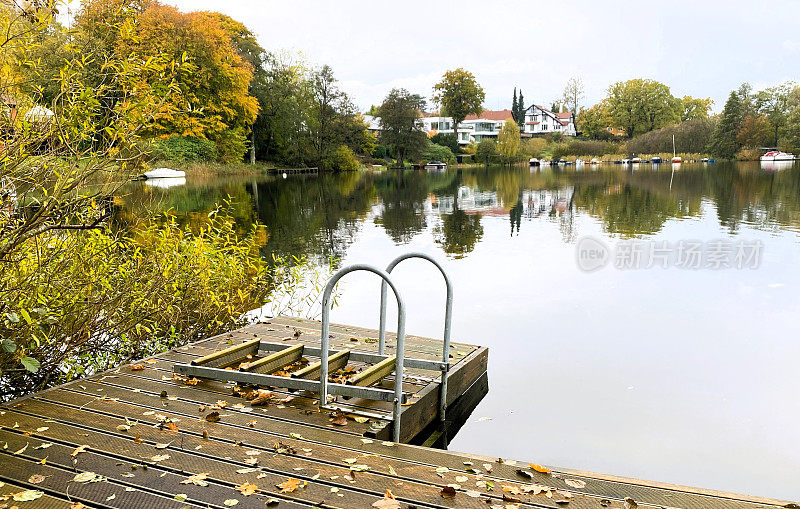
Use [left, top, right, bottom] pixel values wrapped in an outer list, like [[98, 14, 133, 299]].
[[421, 109, 515, 145], [522, 105, 576, 136]]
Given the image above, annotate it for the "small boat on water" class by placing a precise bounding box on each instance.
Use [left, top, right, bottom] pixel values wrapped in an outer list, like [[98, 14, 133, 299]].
[[631, 157, 641, 164], [651, 156, 662, 163], [140, 167, 186, 179], [529, 158, 540, 167], [590, 158, 600, 164], [760, 150, 795, 161], [621, 158, 631, 165], [423, 160, 447, 170]]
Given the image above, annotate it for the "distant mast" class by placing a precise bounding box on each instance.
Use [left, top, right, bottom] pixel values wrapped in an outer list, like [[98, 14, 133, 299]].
[[671, 134, 682, 163]]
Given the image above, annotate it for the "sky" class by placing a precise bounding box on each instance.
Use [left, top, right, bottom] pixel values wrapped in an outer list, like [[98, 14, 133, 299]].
[[155, 0, 800, 114]]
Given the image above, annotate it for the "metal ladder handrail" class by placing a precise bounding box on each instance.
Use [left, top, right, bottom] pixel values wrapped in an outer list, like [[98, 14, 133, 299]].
[[321, 264, 406, 442], [378, 253, 452, 426]]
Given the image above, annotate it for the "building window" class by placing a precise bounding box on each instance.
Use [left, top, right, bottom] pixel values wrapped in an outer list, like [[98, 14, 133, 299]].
[[431, 122, 438, 130], [542, 124, 548, 130]]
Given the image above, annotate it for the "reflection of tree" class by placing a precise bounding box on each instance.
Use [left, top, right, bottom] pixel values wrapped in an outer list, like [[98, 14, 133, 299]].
[[574, 184, 686, 236], [433, 197, 484, 258], [253, 173, 376, 264], [374, 171, 428, 243]]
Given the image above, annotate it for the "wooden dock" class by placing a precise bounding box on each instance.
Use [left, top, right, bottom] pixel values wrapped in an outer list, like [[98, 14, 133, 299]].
[[0, 317, 793, 508]]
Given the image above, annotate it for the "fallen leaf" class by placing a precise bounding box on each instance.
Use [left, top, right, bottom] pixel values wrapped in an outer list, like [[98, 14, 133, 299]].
[[181, 473, 209, 486], [440, 486, 456, 498], [205, 412, 220, 423], [564, 478, 586, 489], [249, 390, 273, 406], [70, 502, 85, 509], [13, 489, 44, 501], [330, 410, 348, 426], [13, 443, 28, 455], [372, 489, 401, 508], [624, 497, 638, 508], [72, 472, 98, 483], [72, 445, 88, 456], [237, 482, 258, 496], [174, 494, 188, 502], [28, 474, 46, 484], [455, 475, 468, 483], [216, 400, 228, 408], [530, 463, 551, 474], [151, 454, 170, 462], [35, 426, 49, 433], [276, 478, 305, 493], [130, 364, 144, 371]]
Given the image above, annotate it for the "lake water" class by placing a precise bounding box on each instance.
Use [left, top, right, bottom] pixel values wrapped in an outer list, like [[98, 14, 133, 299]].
[[120, 161, 800, 500]]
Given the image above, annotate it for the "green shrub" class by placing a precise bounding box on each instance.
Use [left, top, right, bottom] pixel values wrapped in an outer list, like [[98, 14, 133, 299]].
[[0, 208, 273, 397], [150, 136, 218, 163], [327, 145, 361, 171], [475, 139, 498, 164], [422, 142, 456, 163], [430, 133, 460, 154]]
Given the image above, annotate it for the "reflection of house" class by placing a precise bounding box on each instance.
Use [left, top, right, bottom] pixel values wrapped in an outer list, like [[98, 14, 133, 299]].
[[430, 186, 503, 215], [522, 105, 576, 136], [521, 187, 574, 218]]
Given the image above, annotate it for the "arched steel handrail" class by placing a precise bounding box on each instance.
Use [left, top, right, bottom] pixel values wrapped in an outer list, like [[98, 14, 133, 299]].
[[378, 253, 452, 425], [321, 264, 406, 442]]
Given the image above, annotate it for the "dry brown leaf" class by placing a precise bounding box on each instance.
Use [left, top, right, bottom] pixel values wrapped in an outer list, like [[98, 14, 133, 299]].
[[70, 503, 85, 509], [71, 445, 88, 456], [236, 482, 258, 496], [440, 485, 456, 499], [129, 364, 144, 371], [330, 410, 347, 426], [276, 478, 304, 493], [205, 411, 220, 423], [249, 390, 273, 406], [28, 474, 46, 484], [216, 400, 228, 408]]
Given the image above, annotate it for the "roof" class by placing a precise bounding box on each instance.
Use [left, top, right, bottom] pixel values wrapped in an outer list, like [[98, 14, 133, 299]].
[[464, 109, 514, 121], [556, 112, 573, 119]]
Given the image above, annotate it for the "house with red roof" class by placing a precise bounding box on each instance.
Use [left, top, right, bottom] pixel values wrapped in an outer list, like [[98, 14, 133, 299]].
[[523, 105, 576, 136]]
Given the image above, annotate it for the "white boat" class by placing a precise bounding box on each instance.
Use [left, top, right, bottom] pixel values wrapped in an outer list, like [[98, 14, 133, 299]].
[[631, 157, 641, 163], [141, 167, 186, 179], [621, 158, 631, 164], [575, 158, 584, 165], [590, 158, 600, 164], [529, 158, 540, 166], [760, 150, 795, 161], [671, 135, 682, 163], [423, 160, 447, 171]]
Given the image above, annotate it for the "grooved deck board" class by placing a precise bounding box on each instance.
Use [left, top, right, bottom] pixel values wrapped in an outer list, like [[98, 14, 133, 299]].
[[0, 317, 791, 509]]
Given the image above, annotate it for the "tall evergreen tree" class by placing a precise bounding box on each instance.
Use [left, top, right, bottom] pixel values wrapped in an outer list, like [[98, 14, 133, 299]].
[[512, 87, 519, 122], [708, 91, 744, 158], [517, 90, 525, 129]]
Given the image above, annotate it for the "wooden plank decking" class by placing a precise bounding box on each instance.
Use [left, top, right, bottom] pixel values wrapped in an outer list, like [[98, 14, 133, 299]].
[[0, 317, 794, 509]]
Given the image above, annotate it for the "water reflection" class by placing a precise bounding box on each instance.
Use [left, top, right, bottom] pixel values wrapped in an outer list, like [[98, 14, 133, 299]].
[[118, 161, 800, 263]]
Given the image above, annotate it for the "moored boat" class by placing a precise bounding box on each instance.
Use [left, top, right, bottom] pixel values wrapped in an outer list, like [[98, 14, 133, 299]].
[[651, 156, 662, 163], [529, 158, 540, 166], [141, 167, 186, 179], [423, 160, 447, 170], [760, 150, 795, 161]]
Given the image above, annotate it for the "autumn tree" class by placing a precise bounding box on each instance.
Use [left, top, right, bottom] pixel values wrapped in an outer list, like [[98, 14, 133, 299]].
[[562, 77, 585, 114], [736, 115, 773, 148], [378, 88, 428, 167], [475, 139, 497, 165], [497, 119, 520, 162], [433, 68, 485, 151]]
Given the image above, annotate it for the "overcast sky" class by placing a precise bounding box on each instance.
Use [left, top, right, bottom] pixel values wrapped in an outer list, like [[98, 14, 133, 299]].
[[162, 0, 800, 114]]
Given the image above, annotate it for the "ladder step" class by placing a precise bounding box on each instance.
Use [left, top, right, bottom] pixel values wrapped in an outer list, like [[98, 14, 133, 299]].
[[190, 339, 260, 368], [347, 356, 396, 387], [291, 350, 350, 380], [240, 344, 304, 374]]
